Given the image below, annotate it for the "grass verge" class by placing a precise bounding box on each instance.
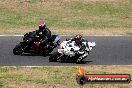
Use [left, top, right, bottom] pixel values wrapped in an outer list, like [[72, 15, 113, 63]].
[[0, 0, 132, 35], [0, 66, 132, 88]]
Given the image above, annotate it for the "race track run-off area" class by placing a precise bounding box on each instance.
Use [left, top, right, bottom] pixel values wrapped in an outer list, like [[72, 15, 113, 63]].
[[0, 36, 132, 66]]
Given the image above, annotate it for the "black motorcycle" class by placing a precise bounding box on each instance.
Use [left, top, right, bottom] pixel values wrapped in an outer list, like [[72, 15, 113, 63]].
[[13, 31, 60, 55]]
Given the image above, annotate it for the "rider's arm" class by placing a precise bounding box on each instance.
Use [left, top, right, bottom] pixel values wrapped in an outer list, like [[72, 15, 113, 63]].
[[45, 27, 51, 37], [78, 43, 86, 54], [82, 38, 87, 42]]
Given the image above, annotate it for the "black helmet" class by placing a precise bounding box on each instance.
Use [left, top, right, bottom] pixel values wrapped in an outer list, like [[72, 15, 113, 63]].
[[39, 21, 46, 30]]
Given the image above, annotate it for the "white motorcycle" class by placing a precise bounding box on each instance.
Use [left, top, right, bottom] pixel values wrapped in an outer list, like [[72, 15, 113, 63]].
[[49, 39, 96, 63]]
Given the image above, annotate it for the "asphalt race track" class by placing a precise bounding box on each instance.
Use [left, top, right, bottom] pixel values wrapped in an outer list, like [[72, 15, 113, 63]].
[[0, 36, 132, 66]]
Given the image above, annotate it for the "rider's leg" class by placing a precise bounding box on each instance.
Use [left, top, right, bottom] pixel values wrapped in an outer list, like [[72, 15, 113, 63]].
[[77, 51, 89, 62]]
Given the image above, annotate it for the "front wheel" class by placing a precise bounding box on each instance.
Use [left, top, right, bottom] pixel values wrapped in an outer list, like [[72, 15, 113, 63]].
[[13, 44, 23, 55], [49, 51, 61, 62]]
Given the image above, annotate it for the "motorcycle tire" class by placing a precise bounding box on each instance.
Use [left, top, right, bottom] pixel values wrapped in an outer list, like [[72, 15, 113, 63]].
[[49, 51, 61, 62], [13, 44, 23, 55], [60, 55, 68, 63]]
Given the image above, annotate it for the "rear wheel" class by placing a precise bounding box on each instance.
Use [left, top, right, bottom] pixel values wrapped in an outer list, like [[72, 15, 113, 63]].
[[13, 44, 23, 55], [42, 50, 49, 56], [60, 55, 68, 63], [49, 51, 61, 62]]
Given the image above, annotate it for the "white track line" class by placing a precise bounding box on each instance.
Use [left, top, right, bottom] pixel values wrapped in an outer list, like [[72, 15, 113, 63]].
[[1, 65, 132, 67], [0, 35, 132, 36], [25, 65, 132, 67], [0, 35, 23, 36]]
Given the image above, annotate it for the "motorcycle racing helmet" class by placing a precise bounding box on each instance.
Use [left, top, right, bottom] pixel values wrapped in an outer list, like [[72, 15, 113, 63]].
[[39, 21, 46, 31], [74, 34, 82, 44]]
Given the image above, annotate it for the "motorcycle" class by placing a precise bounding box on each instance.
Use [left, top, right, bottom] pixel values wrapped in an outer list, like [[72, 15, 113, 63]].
[[13, 31, 60, 55], [49, 39, 96, 63]]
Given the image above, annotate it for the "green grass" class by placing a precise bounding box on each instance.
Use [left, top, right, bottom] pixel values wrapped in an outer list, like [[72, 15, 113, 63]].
[[0, 0, 132, 35], [0, 67, 18, 73], [0, 81, 3, 88], [0, 66, 132, 88]]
